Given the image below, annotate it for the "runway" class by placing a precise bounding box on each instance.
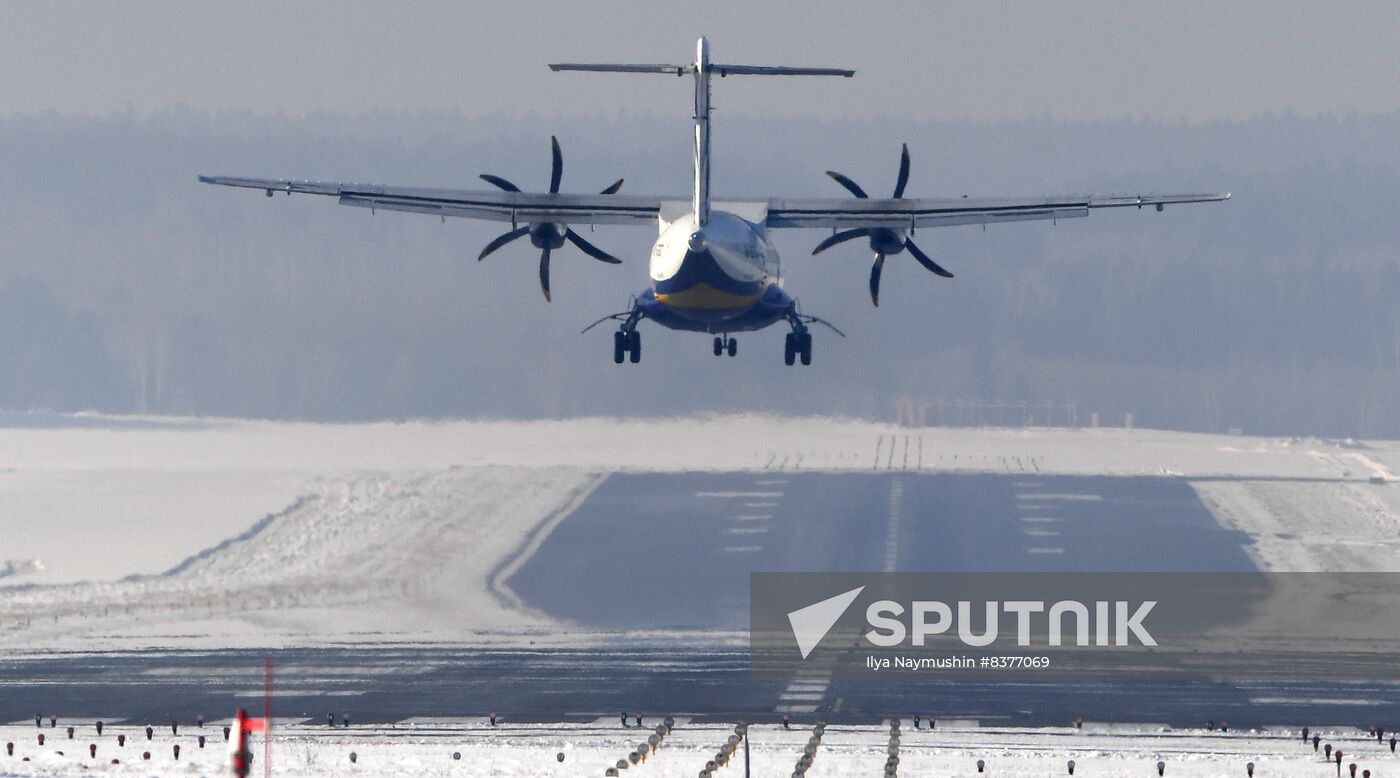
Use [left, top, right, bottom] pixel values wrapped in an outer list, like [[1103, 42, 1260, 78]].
[[506, 472, 1257, 630], [3, 471, 1394, 727], [3, 646, 1396, 728]]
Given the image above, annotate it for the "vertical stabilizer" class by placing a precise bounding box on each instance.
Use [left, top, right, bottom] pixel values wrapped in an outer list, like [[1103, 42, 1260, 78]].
[[692, 37, 712, 227]]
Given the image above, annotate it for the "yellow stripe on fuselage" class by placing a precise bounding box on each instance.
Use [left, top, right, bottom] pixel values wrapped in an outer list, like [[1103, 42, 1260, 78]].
[[654, 283, 762, 310]]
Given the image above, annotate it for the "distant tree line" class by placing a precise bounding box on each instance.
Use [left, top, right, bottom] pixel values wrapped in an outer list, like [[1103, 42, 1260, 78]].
[[0, 108, 1395, 437]]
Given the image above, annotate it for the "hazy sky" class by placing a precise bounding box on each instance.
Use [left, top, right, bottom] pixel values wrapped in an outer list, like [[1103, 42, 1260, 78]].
[[3, 1, 1400, 123]]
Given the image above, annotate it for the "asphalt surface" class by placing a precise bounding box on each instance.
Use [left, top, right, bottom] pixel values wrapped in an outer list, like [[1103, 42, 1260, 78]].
[[508, 472, 1256, 629], [4, 472, 1395, 728]]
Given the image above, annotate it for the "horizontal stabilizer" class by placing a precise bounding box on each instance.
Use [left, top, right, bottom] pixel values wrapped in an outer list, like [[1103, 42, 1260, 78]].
[[549, 63, 693, 75], [711, 64, 853, 77], [549, 63, 853, 77]]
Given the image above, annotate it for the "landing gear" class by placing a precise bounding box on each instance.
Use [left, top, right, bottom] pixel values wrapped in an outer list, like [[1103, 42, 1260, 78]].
[[588, 303, 645, 365], [784, 331, 812, 366], [783, 309, 818, 366], [614, 329, 641, 363], [713, 336, 737, 357]]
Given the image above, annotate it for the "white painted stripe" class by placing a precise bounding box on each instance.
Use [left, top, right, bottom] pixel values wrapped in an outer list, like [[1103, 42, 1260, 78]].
[[1027, 547, 1066, 554], [779, 693, 825, 701], [754, 479, 788, 485], [1020, 516, 1061, 523], [1015, 493, 1102, 501], [726, 526, 768, 535], [731, 514, 773, 520], [1021, 528, 1060, 537], [697, 491, 784, 498], [724, 545, 762, 552], [775, 704, 819, 714], [743, 501, 779, 508]]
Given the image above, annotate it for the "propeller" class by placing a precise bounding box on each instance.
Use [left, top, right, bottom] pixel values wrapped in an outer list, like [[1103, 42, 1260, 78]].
[[812, 143, 953, 306], [477, 135, 624, 301]]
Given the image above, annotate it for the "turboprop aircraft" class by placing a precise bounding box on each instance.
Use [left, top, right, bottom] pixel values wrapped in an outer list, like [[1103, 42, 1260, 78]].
[[200, 37, 1228, 366]]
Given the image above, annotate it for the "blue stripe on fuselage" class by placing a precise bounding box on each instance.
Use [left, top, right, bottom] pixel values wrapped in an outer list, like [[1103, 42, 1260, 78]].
[[653, 249, 763, 300]]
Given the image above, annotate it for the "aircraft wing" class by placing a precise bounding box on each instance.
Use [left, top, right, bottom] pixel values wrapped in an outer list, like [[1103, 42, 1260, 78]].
[[764, 192, 1230, 230], [197, 175, 664, 226]]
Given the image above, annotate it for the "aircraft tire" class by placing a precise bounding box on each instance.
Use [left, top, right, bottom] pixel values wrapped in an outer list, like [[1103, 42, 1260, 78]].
[[726, 338, 737, 357], [628, 331, 642, 363], [713, 336, 724, 356], [784, 333, 796, 366], [614, 332, 626, 364], [799, 332, 812, 366]]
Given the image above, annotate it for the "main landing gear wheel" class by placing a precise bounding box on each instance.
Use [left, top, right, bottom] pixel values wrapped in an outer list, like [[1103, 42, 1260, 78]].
[[614, 330, 641, 364], [713, 336, 724, 357], [726, 337, 737, 357], [784, 332, 812, 366]]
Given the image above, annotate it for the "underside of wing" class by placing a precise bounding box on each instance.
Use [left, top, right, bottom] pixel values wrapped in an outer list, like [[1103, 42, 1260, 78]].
[[765, 193, 1230, 230], [198, 175, 666, 226]]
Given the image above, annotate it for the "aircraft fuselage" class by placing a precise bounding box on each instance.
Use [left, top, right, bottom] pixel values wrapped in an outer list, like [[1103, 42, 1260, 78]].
[[639, 210, 794, 333]]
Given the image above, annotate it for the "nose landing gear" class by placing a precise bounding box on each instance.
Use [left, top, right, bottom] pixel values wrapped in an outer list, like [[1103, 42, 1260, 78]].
[[712, 336, 737, 357]]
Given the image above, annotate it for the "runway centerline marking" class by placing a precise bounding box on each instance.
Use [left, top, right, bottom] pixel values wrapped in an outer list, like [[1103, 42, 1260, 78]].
[[696, 491, 784, 498], [1027, 547, 1066, 554], [1015, 493, 1103, 501], [723, 545, 762, 553], [883, 477, 904, 572], [731, 514, 772, 521], [1021, 528, 1060, 537], [1020, 516, 1061, 523]]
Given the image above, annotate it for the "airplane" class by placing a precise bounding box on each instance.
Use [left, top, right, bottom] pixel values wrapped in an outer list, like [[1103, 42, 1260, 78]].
[[200, 37, 1229, 367]]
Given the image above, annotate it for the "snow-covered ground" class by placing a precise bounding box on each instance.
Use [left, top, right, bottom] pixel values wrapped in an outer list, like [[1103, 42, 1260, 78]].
[[2, 414, 1398, 649], [0, 719, 1393, 777]]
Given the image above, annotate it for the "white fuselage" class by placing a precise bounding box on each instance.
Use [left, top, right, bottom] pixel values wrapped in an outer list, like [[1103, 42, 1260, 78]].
[[646, 211, 781, 318]]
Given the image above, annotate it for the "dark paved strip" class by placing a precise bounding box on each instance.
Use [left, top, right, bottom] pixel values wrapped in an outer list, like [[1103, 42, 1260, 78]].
[[1, 647, 1397, 728], [508, 473, 1255, 630]]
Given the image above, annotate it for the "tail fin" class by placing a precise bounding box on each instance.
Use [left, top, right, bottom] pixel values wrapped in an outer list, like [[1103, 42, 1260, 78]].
[[550, 37, 852, 227]]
